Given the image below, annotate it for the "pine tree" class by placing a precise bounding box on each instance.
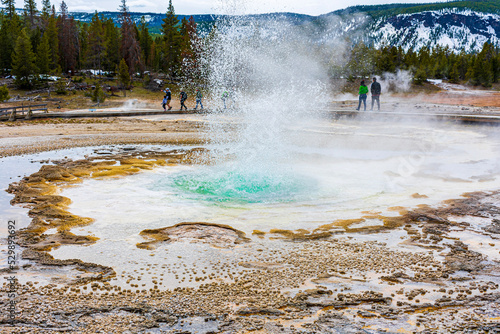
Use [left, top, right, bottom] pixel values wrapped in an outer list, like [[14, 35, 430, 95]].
[[413, 66, 427, 85], [431, 46, 448, 79], [103, 18, 120, 71], [118, 58, 130, 96], [36, 32, 51, 74], [0, 20, 11, 72], [86, 12, 105, 73], [179, 17, 192, 79], [41, 0, 51, 20], [471, 54, 491, 87], [0, 84, 10, 101], [347, 42, 375, 78], [92, 83, 106, 105], [376, 45, 396, 73], [138, 16, 153, 69], [470, 42, 494, 87], [78, 22, 89, 70], [119, 0, 142, 75], [186, 15, 201, 80], [404, 48, 418, 70], [24, 0, 38, 27], [12, 28, 38, 88], [149, 39, 159, 69], [1, 0, 16, 19], [0, 11, 21, 72], [180, 17, 189, 51], [417, 46, 431, 76], [46, 13, 59, 71], [493, 54, 500, 83], [57, 1, 78, 73], [479, 56, 492, 87], [458, 51, 470, 80], [160, 0, 181, 78], [448, 61, 459, 84]]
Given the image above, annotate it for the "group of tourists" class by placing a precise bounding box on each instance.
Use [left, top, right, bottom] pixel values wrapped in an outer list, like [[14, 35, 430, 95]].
[[356, 77, 381, 111], [161, 88, 204, 111], [160, 81, 381, 112], [160, 88, 235, 112]]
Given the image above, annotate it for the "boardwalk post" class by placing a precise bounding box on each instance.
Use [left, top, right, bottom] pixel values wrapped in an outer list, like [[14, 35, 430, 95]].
[[8, 108, 16, 121], [25, 106, 32, 120], [25, 98, 33, 120]]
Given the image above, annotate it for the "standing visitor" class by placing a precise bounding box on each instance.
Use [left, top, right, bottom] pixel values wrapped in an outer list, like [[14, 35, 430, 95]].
[[222, 91, 229, 109], [194, 89, 203, 110], [164, 88, 172, 110], [162, 95, 168, 111], [356, 80, 368, 111], [370, 77, 381, 111], [180, 89, 188, 111]]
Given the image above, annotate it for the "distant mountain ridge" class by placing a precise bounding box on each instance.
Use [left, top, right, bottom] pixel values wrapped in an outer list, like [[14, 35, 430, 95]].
[[14, 0, 497, 52], [68, 11, 314, 30], [316, 0, 500, 52]]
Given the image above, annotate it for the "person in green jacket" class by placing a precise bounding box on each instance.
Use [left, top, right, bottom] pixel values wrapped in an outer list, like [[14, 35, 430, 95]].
[[356, 80, 368, 111]]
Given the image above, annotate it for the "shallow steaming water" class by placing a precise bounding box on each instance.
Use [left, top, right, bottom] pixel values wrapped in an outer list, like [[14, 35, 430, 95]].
[[46, 120, 500, 277]]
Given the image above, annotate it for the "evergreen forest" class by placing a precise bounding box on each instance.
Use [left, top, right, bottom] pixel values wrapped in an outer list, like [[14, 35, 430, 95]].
[[0, 0, 499, 92], [0, 0, 199, 89]]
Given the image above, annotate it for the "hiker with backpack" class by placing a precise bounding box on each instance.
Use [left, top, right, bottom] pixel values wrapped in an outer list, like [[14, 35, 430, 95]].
[[194, 89, 203, 110], [180, 90, 188, 111], [163, 88, 172, 110]]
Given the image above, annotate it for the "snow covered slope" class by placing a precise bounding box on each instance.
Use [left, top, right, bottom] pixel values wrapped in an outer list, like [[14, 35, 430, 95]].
[[370, 9, 500, 52]]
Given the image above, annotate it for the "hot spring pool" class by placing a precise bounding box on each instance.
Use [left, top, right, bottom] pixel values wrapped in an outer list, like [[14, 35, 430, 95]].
[[37, 119, 500, 287]]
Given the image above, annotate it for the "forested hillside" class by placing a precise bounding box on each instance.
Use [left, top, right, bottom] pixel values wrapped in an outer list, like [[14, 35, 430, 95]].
[[0, 0, 499, 93], [0, 0, 199, 89], [327, 0, 500, 18]]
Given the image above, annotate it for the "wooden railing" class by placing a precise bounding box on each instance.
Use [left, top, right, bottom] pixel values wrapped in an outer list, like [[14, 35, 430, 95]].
[[0, 104, 48, 120]]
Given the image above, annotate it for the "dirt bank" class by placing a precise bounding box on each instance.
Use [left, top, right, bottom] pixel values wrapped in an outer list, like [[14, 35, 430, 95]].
[[0, 117, 209, 157]]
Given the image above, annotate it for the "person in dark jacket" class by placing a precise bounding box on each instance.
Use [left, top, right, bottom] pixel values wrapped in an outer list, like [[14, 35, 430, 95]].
[[180, 90, 188, 111], [356, 80, 368, 111], [370, 77, 381, 111], [163, 88, 172, 110]]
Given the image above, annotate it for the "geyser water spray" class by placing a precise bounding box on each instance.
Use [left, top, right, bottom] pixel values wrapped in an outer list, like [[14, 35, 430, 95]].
[[172, 12, 330, 203]]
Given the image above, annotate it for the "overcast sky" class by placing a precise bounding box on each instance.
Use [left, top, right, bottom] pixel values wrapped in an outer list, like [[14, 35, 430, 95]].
[[22, 0, 451, 16]]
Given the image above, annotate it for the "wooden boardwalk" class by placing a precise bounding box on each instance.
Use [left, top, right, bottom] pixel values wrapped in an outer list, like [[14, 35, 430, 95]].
[[0, 104, 48, 120], [330, 110, 500, 124], [0, 108, 208, 120], [1, 108, 500, 124]]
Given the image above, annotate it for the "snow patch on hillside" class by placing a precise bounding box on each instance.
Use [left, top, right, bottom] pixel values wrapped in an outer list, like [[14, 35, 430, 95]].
[[370, 9, 500, 52]]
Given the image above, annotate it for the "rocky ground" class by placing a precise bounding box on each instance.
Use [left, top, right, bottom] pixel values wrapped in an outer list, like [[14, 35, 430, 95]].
[[0, 148, 499, 333]]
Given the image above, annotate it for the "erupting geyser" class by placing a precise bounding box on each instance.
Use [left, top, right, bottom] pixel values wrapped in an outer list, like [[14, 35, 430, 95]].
[[168, 11, 330, 203], [2, 0, 500, 332]]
